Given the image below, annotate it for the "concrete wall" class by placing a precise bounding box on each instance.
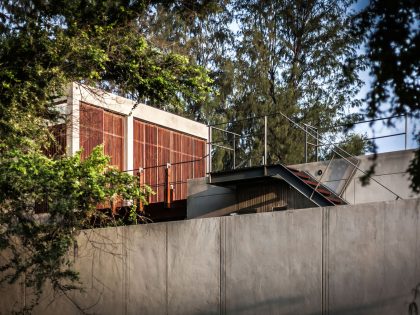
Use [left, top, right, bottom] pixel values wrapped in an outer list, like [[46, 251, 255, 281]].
[[290, 149, 420, 204], [2, 198, 420, 314]]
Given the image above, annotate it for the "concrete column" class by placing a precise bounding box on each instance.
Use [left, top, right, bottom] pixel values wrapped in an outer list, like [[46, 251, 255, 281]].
[[67, 83, 80, 156], [125, 114, 134, 174]]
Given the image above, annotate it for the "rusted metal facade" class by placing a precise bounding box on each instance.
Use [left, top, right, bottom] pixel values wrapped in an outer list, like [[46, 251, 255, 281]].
[[133, 118, 206, 203], [79, 102, 125, 170]]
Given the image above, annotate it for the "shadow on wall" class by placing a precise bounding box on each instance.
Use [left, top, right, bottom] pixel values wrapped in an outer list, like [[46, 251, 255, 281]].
[[4, 198, 420, 315]]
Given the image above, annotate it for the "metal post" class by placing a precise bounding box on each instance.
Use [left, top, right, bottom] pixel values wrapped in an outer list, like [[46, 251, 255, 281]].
[[264, 115, 267, 166], [405, 114, 408, 150], [304, 124, 308, 163], [164, 163, 172, 209], [233, 135, 236, 169], [192, 141, 195, 178], [138, 167, 145, 211], [316, 128, 319, 162], [208, 126, 212, 174]]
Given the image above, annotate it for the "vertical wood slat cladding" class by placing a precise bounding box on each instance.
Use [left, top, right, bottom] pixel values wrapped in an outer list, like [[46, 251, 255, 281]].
[[45, 123, 67, 157], [236, 181, 289, 213], [80, 102, 104, 161], [145, 123, 158, 203], [133, 118, 206, 202], [103, 111, 124, 170], [79, 102, 124, 170]]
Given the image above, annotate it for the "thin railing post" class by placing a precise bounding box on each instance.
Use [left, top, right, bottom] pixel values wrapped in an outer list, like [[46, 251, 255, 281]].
[[233, 135, 236, 169], [164, 163, 172, 208], [264, 115, 267, 165], [304, 124, 308, 163], [405, 114, 408, 150], [208, 126, 212, 174], [316, 128, 319, 162], [137, 167, 145, 211]]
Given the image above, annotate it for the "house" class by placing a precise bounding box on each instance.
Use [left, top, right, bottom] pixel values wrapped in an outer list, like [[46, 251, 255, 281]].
[[53, 84, 418, 222], [52, 83, 208, 221]]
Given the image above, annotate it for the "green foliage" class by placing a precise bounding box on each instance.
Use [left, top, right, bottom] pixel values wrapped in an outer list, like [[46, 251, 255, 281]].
[[353, 0, 419, 120], [144, 0, 366, 170], [229, 0, 364, 166], [353, 0, 419, 192], [408, 135, 420, 193], [0, 146, 150, 311], [324, 133, 373, 161], [140, 0, 234, 121], [0, 0, 212, 147], [0, 1, 212, 311]]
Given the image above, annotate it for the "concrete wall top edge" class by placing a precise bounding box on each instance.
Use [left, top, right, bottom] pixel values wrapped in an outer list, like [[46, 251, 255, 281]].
[[70, 83, 208, 140], [78, 197, 420, 236]]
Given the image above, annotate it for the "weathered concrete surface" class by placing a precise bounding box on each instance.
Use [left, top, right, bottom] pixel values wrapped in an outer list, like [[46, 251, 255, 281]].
[[291, 150, 419, 204], [125, 223, 167, 315], [34, 227, 126, 315], [224, 210, 322, 315], [1, 198, 419, 315], [327, 198, 420, 314], [167, 218, 220, 315], [72, 83, 208, 140], [0, 250, 23, 315]]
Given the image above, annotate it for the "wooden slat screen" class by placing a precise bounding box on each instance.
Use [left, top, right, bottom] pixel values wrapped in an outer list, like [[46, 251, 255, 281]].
[[80, 102, 104, 161], [133, 119, 206, 202], [80, 102, 124, 170], [45, 123, 67, 157], [103, 111, 124, 170]]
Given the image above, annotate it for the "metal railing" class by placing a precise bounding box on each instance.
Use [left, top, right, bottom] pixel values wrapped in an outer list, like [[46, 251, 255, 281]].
[[207, 112, 406, 200], [303, 114, 409, 164]]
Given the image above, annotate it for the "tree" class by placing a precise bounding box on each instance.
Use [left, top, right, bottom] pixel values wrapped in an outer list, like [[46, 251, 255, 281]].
[[353, 0, 420, 191], [140, 0, 368, 171], [0, 0, 212, 311], [228, 0, 364, 167], [137, 1, 237, 172], [0, 147, 150, 312], [139, 0, 235, 123], [0, 0, 212, 147]]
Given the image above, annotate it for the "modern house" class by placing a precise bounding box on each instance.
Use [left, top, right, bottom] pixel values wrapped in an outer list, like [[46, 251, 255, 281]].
[[53, 83, 208, 220], [2, 84, 420, 315], [52, 83, 418, 222]]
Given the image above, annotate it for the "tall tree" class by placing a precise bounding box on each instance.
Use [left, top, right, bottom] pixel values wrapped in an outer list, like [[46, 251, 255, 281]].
[[229, 0, 363, 167], [0, 0, 212, 147], [139, 0, 235, 123]]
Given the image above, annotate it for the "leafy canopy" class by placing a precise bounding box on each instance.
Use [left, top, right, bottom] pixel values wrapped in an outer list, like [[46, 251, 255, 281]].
[[0, 0, 213, 312], [353, 0, 420, 191]]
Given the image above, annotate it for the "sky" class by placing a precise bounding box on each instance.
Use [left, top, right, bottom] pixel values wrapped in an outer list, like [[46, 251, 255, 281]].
[[348, 0, 418, 154]]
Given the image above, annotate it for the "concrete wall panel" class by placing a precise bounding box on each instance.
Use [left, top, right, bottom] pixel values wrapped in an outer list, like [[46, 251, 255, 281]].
[[74, 228, 125, 315], [125, 223, 167, 315], [2, 198, 420, 315], [167, 218, 220, 315], [328, 199, 420, 315], [291, 150, 420, 204], [0, 250, 24, 315], [224, 210, 322, 315]]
